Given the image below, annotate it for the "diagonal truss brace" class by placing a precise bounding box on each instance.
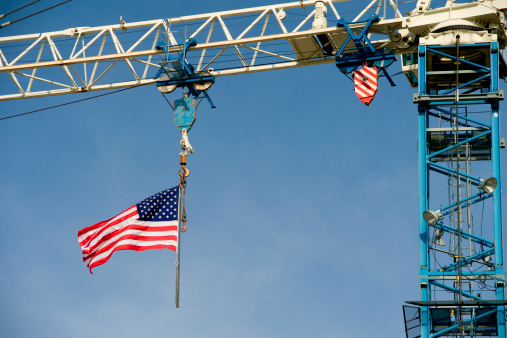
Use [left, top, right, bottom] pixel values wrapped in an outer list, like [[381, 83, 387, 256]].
[[334, 15, 396, 85]]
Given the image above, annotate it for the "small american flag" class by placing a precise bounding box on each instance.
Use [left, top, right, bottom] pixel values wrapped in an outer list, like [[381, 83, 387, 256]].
[[78, 186, 180, 273]]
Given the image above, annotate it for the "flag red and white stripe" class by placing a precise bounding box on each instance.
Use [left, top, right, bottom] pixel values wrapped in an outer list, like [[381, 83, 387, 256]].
[[78, 187, 179, 273], [353, 64, 378, 106]]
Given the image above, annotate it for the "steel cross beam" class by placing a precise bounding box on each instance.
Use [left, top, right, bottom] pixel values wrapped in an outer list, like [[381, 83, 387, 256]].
[[0, 0, 407, 101]]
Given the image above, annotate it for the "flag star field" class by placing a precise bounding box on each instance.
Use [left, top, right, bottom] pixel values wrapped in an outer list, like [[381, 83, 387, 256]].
[[137, 186, 179, 221]]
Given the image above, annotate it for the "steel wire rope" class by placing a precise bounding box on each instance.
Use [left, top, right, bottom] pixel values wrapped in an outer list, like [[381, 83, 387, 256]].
[[431, 246, 453, 300], [0, 83, 150, 121], [1, 44, 327, 74], [0, 52, 338, 94], [0, 14, 269, 51], [202, 54, 333, 71], [0, 0, 41, 19], [431, 243, 446, 270], [1, 38, 309, 69], [1, 40, 302, 61], [0, 52, 313, 94], [0, 0, 72, 30], [0, 47, 335, 96], [465, 264, 496, 292], [0, 26, 159, 51]]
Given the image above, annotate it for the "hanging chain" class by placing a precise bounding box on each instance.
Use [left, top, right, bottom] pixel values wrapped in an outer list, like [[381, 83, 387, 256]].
[[179, 151, 188, 232], [175, 149, 189, 308], [175, 254, 180, 308]]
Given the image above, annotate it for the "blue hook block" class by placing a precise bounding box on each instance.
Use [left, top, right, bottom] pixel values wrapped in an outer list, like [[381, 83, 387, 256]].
[[174, 96, 197, 131]]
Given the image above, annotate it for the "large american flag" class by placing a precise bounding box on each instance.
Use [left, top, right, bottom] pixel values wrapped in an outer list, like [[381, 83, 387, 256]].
[[78, 186, 180, 273]]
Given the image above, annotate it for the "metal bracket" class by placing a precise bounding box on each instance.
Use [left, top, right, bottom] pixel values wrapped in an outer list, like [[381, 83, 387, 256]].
[[180, 129, 194, 153], [334, 15, 396, 85], [414, 91, 504, 104], [154, 37, 216, 108]]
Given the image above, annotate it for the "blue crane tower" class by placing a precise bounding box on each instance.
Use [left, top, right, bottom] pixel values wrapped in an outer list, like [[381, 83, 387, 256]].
[[402, 5, 507, 335]]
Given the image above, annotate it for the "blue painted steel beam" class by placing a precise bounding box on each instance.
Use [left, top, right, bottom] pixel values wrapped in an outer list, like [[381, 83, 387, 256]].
[[336, 16, 378, 57], [491, 41, 506, 336], [427, 112, 474, 128], [335, 52, 396, 68], [428, 270, 498, 277], [429, 309, 497, 338], [440, 193, 493, 217], [438, 248, 495, 272], [432, 223, 494, 248], [378, 68, 396, 86], [428, 162, 481, 185], [428, 166, 479, 186], [431, 107, 492, 128], [491, 43, 500, 93], [426, 47, 490, 71], [440, 74, 491, 95], [418, 44, 430, 338], [430, 280, 483, 300], [440, 191, 485, 213], [427, 130, 492, 159], [423, 98, 500, 106], [334, 15, 396, 81]]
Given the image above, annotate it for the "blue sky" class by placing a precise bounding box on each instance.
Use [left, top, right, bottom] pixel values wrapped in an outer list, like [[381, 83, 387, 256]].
[[0, 1, 505, 337]]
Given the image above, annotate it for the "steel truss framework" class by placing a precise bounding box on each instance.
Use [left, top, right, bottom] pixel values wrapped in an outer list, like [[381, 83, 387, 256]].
[[417, 41, 506, 337], [0, 0, 405, 101]]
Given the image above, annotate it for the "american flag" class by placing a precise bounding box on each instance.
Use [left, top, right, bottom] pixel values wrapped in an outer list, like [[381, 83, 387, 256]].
[[78, 186, 180, 273]]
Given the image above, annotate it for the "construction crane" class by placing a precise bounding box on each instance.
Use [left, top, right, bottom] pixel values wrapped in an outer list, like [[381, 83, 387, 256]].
[[0, 1, 506, 337]]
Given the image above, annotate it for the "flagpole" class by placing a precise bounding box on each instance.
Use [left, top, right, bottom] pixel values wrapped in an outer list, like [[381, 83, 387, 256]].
[[175, 152, 189, 308], [175, 182, 182, 308]]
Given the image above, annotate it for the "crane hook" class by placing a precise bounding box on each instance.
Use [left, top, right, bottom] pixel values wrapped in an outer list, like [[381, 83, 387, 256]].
[[179, 166, 190, 179]]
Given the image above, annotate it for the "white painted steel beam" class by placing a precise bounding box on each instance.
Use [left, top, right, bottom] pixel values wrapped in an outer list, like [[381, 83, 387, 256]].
[[1, 0, 507, 101], [0, 0, 408, 101]]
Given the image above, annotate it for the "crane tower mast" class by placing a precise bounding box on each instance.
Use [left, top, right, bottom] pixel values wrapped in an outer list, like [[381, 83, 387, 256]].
[[1, 1, 506, 337]]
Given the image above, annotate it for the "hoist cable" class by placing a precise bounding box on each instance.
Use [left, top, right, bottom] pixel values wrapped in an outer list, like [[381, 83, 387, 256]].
[[160, 91, 175, 110], [0, 84, 149, 121], [0, 0, 41, 19], [1, 0, 72, 30]]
